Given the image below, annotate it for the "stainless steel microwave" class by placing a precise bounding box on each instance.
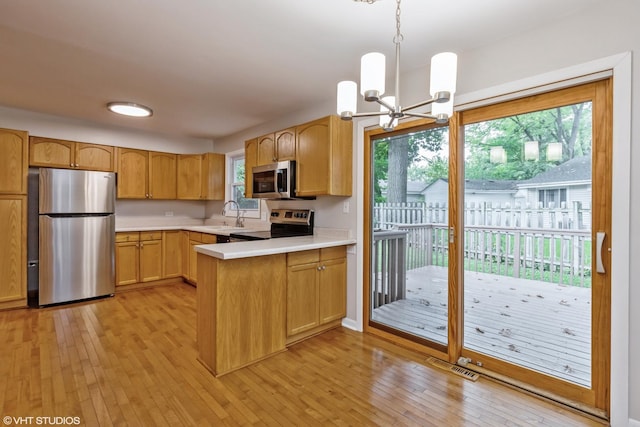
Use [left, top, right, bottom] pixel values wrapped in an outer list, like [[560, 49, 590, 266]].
[[251, 160, 296, 199]]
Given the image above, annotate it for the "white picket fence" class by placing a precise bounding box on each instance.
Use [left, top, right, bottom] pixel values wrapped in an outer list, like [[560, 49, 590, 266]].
[[373, 201, 591, 230], [372, 202, 592, 306]]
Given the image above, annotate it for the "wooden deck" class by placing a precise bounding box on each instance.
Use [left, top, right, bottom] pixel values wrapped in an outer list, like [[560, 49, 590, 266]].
[[371, 266, 592, 386]]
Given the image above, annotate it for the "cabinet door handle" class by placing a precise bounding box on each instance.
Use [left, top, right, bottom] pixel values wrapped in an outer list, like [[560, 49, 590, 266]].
[[317, 266, 322, 271], [596, 231, 606, 274], [75, 163, 79, 167], [70, 163, 74, 167]]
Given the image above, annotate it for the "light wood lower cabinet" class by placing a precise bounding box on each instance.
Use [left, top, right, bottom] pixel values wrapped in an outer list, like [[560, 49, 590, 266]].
[[286, 246, 347, 338], [0, 196, 27, 307], [187, 232, 217, 285], [115, 231, 164, 286], [163, 230, 182, 278]]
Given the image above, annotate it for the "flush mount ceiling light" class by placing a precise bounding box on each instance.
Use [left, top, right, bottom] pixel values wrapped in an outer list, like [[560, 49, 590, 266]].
[[107, 102, 153, 118], [337, 0, 457, 131]]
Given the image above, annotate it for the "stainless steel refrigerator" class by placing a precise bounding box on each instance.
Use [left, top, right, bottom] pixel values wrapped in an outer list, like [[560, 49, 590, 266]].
[[28, 168, 115, 306]]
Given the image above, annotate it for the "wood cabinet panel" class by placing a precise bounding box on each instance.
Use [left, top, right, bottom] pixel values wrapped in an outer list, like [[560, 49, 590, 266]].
[[197, 253, 287, 376], [201, 153, 225, 200], [287, 262, 320, 335], [0, 128, 28, 194], [275, 128, 296, 161], [257, 133, 275, 166], [162, 231, 182, 278], [149, 152, 177, 199], [74, 143, 114, 171], [295, 116, 352, 197], [177, 154, 203, 199], [115, 240, 139, 286], [116, 148, 148, 199], [139, 239, 162, 282], [0, 196, 26, 305], [29, 137, 73, 168], [30, 137, 114, 171], [319, 257, 347, 324], [244, 138, 258, 198], [286, 246, 347, 338]]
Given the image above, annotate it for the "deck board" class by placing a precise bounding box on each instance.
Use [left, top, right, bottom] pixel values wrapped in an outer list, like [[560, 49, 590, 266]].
[[371, 266, 591, 386]]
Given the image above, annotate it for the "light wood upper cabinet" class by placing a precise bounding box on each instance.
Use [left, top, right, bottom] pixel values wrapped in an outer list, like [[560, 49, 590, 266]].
[[30, 136, 114, 171], [257, 128, 296, 166], [117, 148, 177, 199], [177, 154, 203, 200], [0, 196, 27, 307], [0, 128, 28, 195], [177, 153, 225, 200], [116, 148, 148, 199], [275, 128, 296, 161], [295, 116, 352, 197], [149, 152, 177, 199], [244, 138, 258, 198], [257, 133, 275, 166]]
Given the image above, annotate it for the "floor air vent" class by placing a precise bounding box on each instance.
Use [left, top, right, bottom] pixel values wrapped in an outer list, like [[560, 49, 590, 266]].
[[426, 357, 480, 381]]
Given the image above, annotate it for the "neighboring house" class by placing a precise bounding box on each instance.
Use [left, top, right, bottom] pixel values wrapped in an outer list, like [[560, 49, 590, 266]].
[[406, 157, 592, 229], [421, 178, 518, 207], [517, 156, 592, 229]]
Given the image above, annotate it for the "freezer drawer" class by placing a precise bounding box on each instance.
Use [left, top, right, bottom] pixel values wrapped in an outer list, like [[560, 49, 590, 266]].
[[39, 168, 115, 214], [39, 214, 115, 305]]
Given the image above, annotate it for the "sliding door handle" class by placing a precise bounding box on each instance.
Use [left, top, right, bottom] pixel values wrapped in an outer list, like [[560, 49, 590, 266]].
[[596, 231, 606, 274]]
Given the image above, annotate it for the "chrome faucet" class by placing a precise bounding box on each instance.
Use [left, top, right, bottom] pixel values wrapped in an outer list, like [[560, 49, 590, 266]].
[[222, 200, 244, 227]]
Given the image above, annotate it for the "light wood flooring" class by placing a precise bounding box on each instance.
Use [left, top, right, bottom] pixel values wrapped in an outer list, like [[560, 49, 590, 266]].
[[0, 282, 605, 426]]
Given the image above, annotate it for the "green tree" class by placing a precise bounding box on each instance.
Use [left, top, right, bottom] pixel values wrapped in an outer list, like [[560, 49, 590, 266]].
[[374, 126, 448, 202]]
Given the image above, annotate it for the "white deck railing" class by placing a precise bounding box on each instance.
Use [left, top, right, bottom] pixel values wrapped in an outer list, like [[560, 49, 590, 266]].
[[372, 223, 592, 306]]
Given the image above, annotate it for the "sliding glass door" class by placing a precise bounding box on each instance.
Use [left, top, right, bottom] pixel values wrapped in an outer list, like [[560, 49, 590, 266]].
[[364, 79, 612, 415]]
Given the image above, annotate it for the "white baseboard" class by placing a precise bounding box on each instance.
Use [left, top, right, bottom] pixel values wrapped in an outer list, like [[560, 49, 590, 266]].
[[628, 417, 640, 427], [341, 317, 361, 332]]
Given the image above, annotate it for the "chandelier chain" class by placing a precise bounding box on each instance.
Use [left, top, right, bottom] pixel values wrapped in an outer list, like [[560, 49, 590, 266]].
[[393, 0, 403, 44]]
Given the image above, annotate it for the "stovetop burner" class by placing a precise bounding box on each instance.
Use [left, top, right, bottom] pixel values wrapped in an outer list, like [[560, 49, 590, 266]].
[[229, 209, 314, 241]]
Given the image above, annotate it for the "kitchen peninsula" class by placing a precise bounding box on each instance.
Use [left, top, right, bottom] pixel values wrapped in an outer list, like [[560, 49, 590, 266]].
[[195, 235, 355, 376]]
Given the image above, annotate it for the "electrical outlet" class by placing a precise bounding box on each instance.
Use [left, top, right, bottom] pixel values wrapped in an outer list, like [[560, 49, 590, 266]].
[[165, 211, 174, 217], [342, 201, 350, 214]]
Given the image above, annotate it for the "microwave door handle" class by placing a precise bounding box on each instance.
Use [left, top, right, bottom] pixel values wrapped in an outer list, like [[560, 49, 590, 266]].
[[276, 170, 284, 193]]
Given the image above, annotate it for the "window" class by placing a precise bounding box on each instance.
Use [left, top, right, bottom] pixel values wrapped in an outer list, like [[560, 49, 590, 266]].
[[538, 188, 567, 207], [227, 151, 260, 218]]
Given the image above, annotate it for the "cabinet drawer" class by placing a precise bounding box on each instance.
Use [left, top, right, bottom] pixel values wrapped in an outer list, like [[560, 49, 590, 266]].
[[140, 231, 162, 241], [201, 234, 218, 244], [116, 232, 139, 242], [320, 246, 346, 261], [287, 249, 319, 266], [189, 231, 203, 242]]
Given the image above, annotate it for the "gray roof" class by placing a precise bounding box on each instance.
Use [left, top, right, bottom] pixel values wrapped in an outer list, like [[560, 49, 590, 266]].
[[464, 179, 518, 191], [522, 156, 591, 185]]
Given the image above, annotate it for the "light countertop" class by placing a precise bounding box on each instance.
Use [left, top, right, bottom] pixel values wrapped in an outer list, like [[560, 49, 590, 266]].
[[116, 225, 262, 236], [195, 235, 356, 260]]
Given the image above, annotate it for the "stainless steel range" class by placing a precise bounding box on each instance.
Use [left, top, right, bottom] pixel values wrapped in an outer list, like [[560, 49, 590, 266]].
[[229, 208, 314, 241]]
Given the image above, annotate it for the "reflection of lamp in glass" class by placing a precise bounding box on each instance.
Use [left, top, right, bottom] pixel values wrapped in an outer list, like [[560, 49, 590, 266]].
[[490, 146, 507, 164], [546, 142, 563, 161], [524, 141, 539, 161]]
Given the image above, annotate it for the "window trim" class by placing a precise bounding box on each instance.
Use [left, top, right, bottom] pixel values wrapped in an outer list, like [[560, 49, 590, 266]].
[[225, 149, 261, 219]]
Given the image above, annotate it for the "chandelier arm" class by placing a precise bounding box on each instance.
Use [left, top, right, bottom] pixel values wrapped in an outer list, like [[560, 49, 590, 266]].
[[404, 111, 450, 124], [402, 97, 438, 113], [345, 111, 389, 120], [375, 97, 396, 112]]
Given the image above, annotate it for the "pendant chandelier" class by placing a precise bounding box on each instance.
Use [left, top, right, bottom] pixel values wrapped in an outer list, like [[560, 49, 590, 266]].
[[337, 0, 457, 131]]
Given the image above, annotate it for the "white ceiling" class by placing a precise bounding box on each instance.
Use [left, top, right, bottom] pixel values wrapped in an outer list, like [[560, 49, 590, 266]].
[[0, 0, 606, 141]]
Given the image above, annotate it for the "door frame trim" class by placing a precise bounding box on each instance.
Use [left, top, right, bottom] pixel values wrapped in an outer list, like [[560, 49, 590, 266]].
[[354, 51, 630, 425]]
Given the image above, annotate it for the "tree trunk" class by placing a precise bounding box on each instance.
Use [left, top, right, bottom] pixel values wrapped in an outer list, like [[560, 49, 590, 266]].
[[387, 136, 409, 203]]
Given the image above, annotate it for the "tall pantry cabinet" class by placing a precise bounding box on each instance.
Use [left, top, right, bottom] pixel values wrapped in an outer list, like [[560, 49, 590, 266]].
[[0, 128, 28, 309]]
